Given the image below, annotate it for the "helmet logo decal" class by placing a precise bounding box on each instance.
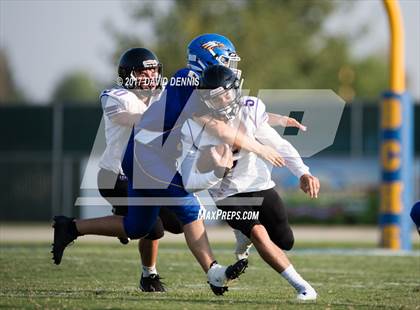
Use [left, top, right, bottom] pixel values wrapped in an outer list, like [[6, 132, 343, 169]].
[[201, 41, 225, 54], [142, 59, 158, 68], [209, 87, 225, 96]]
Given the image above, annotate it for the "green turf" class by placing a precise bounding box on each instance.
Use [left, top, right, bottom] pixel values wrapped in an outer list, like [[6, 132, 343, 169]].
[[1, 242, 419, 309]]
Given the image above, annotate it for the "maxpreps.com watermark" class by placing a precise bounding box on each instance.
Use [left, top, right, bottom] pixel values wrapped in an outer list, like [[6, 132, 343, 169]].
[[198, 209, 259, 221]]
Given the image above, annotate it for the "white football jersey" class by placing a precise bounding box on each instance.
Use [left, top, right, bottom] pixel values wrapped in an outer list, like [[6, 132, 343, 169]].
[[99, 87, 149, 174], [179, 96, 310, 200]]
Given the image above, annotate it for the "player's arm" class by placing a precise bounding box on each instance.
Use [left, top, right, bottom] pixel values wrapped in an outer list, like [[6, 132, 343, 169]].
[[102, 95, 142, 128], [255, 122, 320, 198], [267, 113, 307, 131], [193, 114, 285, 167], [179, 122, 230, 192]]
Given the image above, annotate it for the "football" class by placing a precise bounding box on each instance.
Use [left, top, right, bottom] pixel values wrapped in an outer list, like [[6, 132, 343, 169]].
[[196, 145, 226, 173]]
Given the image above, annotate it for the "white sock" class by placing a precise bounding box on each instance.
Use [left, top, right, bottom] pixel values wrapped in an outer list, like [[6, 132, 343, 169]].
[[280, 265, 312, 293], [142, 265, 157, 277]]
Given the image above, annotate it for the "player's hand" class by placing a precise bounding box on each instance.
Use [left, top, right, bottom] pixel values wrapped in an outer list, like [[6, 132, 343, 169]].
[[268, 113, 307, 131], [286, 117, 307, 131], [300, 174, 320, 198], [256, 144, 285, 167], [211, 144, 234, 169]]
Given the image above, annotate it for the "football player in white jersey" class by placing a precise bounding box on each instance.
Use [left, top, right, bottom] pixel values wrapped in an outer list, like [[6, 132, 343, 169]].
[[98, 47, 185, 292], [60, 48, 184, 292], [179, 65, 319, 301]]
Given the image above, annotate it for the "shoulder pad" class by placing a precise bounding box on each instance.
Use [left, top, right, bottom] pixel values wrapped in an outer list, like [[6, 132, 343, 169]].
[[174, 68, 200, 79]]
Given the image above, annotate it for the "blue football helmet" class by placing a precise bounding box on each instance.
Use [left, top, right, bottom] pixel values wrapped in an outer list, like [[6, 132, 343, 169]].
[[187, 33, 241, 77]]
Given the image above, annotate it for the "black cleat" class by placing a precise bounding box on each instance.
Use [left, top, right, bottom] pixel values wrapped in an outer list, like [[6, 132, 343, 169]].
[[209, 283, 229, 296], [140, 274, 166, 292], [225, 258, 248, 280], [208, 259, 248, 296], [51, 216, 78, 265]]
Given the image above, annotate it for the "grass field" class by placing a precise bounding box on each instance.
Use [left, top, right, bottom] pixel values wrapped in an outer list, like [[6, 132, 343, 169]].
[[1, 242, 419, 309]]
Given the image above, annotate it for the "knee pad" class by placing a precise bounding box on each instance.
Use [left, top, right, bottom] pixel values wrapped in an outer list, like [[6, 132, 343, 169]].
[[144, 218, 165, 240], [272, 228, 294, 251], [160, 209, 184, 234], [112, 206, 128, 216], [123, 218, 154, 240], [162, 221, 183, 234]]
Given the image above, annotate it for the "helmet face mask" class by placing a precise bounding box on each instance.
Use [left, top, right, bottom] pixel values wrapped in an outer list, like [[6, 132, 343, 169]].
[[199, 66, 243, 121], [204, 88, 241, 121], [131, 67, 160, 90], [216, 52, 241, 79]]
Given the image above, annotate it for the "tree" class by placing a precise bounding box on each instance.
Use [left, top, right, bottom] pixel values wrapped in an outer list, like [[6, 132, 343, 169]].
[[112, 0, 387, 100], [51, 71, 99, 104], [0, 49, 25, 104]]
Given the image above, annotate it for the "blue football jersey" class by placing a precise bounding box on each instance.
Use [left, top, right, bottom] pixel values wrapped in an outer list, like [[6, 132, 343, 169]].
[[134, 68, 207, 159]]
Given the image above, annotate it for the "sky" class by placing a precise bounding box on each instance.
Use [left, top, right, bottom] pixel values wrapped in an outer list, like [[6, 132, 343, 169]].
[[0, 0, 419, 104]]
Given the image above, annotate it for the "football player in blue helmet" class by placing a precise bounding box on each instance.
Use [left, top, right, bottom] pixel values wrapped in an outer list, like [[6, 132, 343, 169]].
[[129, 33, 295, 294]]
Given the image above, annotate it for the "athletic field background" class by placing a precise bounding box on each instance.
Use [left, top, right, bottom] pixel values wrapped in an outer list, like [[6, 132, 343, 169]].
[[1, 225, 419, 309]]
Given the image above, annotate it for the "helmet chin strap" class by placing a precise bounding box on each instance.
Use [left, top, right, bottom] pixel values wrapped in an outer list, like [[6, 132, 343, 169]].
[[132, 88, 151, 101], [132, 88, 162, 106]]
